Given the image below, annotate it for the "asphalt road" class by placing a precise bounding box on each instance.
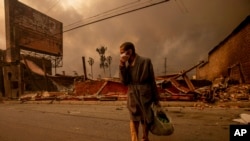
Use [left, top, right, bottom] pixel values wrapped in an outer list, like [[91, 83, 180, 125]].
[[0, 101, 249, 141]]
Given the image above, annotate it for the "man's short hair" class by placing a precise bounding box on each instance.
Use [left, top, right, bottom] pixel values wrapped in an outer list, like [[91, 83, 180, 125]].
[[120, 42, 135, 55]]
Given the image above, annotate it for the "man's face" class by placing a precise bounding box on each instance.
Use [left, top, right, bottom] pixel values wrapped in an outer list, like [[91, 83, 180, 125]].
[[120, 48, 132, 62]]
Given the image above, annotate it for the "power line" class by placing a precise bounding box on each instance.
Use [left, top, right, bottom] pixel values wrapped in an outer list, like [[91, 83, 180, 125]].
[[64, 0, 141, 28], [64, 0, 168, 30], [47, 0, 61, 12], [63, 0, 169, 33]]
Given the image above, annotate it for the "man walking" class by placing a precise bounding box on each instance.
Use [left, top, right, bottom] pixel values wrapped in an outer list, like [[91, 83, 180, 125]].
[[119, 42, 160, 141]]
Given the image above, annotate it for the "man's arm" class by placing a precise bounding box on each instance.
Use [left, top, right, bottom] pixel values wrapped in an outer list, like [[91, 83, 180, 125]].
[[119, 61, 129, 85]]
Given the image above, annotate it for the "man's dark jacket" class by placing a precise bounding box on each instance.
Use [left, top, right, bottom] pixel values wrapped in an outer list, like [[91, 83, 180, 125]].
[[119, 54, 159, 123]]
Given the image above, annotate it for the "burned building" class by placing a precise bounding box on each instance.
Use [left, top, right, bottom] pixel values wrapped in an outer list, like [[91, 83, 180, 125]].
[[197, 15, 250, 83], [0, 54, 58, 98], [1, 0, 63, 99]]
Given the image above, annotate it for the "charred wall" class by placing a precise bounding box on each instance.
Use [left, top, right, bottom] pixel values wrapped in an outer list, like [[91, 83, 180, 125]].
[[0, 49, 6, 97], [197, 16, 250, 83], [0, 54, 56, 98], [2, 64, 22, 98]]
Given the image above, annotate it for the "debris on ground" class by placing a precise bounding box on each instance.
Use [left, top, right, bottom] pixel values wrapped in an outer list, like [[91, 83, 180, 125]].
[[233, 113, 250, 124]]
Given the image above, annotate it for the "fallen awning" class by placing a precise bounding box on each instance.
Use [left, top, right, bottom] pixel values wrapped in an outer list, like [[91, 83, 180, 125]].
[[20, 59, 47, 76]]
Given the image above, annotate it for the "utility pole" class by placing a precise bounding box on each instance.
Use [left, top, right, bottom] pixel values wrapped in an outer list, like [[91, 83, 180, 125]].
[[82, 56, 87, 80], [164, 57, 167, 75]]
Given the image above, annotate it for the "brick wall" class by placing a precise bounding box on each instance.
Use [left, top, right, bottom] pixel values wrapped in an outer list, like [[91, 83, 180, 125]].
[[74, 80, 128, 96], [197, 16, 250, 83], [74, 80, 105, 95]]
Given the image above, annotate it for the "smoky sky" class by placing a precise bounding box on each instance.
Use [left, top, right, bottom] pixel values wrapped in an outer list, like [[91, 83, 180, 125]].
[[0, 0, 249, 78]]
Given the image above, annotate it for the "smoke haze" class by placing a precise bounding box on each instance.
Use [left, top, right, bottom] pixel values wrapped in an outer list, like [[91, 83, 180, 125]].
[[0, 0, 249, 78]]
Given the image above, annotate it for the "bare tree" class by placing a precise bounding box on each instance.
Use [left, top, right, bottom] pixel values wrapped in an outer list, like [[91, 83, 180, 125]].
[[88, 57, 94, 79]]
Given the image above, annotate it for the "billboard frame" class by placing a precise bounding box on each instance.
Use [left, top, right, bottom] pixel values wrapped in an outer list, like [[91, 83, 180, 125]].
[[4, 0, 63, 67]]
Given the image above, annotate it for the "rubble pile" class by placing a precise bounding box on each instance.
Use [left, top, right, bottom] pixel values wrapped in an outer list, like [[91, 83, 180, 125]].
[[17, 83, 250, 104], [16, 63, 250, 103], [217, 84, 250, 102]]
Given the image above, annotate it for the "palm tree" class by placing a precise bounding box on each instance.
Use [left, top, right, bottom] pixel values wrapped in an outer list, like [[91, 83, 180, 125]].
[[96, 46, 108, 76], [88, 57, 94, 79]]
